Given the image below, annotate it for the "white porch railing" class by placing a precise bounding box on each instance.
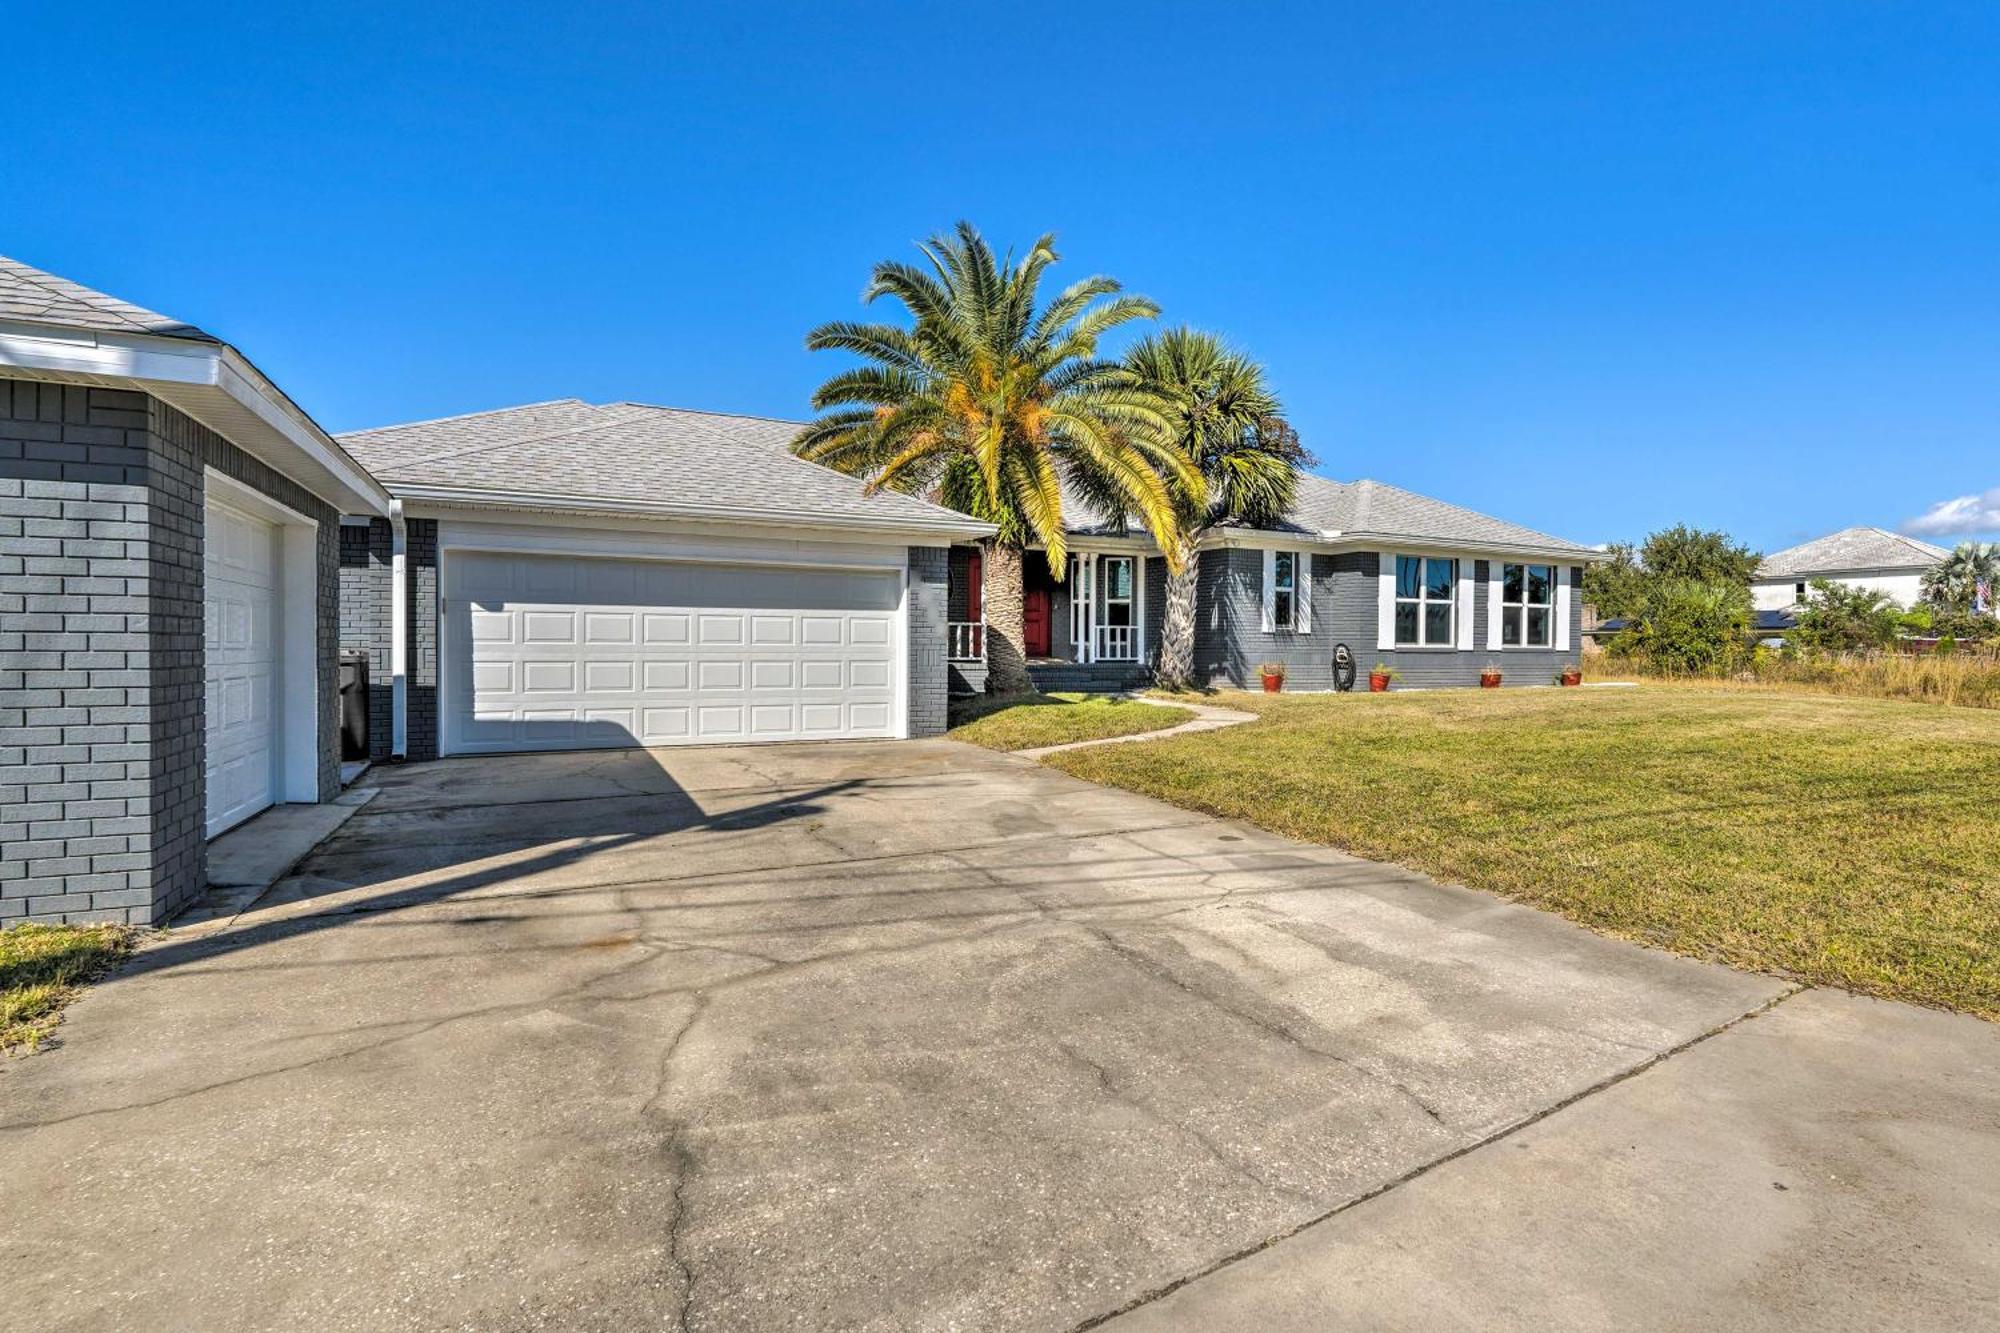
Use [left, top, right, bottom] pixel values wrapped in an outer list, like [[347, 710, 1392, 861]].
[[1096, 625, 1137, 661], [948, 622, 985, 661]]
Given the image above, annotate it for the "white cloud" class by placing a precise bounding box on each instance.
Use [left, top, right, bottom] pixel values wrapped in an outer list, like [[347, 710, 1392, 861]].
[[1905, 487, 2000, 537]]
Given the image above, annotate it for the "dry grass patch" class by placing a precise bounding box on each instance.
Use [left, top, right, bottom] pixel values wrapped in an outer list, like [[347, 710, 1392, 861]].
[[2, 923, 135, 1054], [1047, 685, 2000, 1018], [948, 691, 1192, 751]]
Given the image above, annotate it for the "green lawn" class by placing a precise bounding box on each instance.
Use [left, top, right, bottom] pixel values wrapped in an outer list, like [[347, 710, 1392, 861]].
[[1046, 686, 2000, 1018], [948, 691, 1193, 751], [1, 923, 134, 1053]]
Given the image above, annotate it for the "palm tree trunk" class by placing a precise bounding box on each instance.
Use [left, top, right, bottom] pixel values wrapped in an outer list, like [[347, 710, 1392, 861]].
[[983, 542, 1034, 696], [1156, 532, 1201, 690]]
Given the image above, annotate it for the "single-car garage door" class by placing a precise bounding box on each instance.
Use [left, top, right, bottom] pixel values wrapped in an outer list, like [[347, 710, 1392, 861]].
[[204, 497, 279, 837], [443, 551, 902, 754]]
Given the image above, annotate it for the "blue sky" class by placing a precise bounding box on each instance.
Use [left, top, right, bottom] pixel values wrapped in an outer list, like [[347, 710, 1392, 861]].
[[7, 2, 1998, 551]]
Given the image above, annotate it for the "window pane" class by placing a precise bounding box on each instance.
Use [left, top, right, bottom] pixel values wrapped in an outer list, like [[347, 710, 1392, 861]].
[[1273, 551, 1293, 590], [1425, 602, 1452, 645], [1274, 589, 1293, 628], [1395, 603, 1419, 644], [1503, 563, 1524, 603], [1527, 606, 1550, 646], [1106, 560, 1131, 599], [1105, 602, 1133, 627], [1396, 555, 1421, 599], [1502, 606, 1522, 646], [1526, 565, 1552, 606], [1424, 558, 1456, 600]]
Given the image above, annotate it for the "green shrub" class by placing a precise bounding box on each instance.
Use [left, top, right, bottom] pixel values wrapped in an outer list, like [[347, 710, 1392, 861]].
[[1609, 578, 1752, 676]]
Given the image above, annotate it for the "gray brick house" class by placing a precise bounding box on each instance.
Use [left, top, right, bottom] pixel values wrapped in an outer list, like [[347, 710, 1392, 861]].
[[2, 255, 1598, 930], [332, 400, 992, 762], [1, 257, 391, 925], [946, 476, 1601, 695]]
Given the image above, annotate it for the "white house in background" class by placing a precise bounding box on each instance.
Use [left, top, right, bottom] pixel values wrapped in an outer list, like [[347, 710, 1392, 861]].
[[1751, 526, 1949, 612]]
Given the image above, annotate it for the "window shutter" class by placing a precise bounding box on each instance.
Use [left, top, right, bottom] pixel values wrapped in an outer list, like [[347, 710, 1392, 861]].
[[1260, 548, 1276, 633], [1486, 561, 1504, 651], [1376, 552, 1396, 650], [1295, 552, 1312, 633], [1555, 566, 1573, 651], [1456, 561, 1476, 650]]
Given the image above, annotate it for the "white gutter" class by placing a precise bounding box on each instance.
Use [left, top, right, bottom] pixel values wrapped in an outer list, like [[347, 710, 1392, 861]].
[[390, 499, 408, 761], [386, 483, 997, 542], [0, 318, 393, 517]]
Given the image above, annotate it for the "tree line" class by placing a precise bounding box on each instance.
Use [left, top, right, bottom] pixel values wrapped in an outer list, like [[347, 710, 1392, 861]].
[[1586, 525, 1999, 673]]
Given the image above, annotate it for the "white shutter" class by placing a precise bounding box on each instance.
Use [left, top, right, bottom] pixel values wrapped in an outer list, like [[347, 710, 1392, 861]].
[[1376, 552, 1397, 650], [1456, 560, 1476, 650], [1487, 561, 1505, 651], [1296, 552, 1312, 633], [1260, 548, 1276, 632], [1555, 566, 1573, 651]]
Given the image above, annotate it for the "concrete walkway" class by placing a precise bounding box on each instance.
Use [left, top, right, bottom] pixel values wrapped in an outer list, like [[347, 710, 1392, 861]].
[[1015, 693, 1259, 758], [1, 739, 1993, 1332]]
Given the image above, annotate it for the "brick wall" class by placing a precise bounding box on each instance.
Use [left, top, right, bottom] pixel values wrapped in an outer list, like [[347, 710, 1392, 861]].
[[906, 545, 948, 737], [339, 519, 393, 760], [406, 518, 439, 760], [1, 379, 341, 926], [1192, 545, 1584, 690]]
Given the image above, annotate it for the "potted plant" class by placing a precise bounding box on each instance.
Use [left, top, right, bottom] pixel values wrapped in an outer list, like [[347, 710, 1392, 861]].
[[1479, 663, 1503, 689], [1558, 665, 1583, 687], [1368, 662, 1398, 692], [1258, 661, 1286, 693]]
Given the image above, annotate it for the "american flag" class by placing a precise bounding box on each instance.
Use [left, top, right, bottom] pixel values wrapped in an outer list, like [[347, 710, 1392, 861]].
[[1978, 578, 1993, 615]]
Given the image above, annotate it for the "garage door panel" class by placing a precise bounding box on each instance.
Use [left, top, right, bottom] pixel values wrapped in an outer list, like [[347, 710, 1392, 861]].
[[204, 500, 279, 837], [446, 552, 901, 753]]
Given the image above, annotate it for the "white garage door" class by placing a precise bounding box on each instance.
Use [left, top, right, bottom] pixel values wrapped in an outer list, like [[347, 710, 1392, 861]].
[[204, 497, 279, 837], [444, 551, 903, 754]]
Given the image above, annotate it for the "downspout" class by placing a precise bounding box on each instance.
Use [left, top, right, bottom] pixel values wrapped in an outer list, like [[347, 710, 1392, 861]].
[[389, 498, 408, 761]]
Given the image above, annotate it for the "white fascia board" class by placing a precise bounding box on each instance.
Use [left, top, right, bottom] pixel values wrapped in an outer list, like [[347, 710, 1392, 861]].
[[0, 319, 392, 517], [215, 348, 393, 516], [391, 485, 996, 543], [1197, 527, 1600, 563]]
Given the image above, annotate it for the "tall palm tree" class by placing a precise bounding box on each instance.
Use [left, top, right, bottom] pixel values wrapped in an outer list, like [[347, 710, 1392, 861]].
[[1922, 540, 2000, 613], [793, 222, 1196, 694], [1124, 328, 1308, 690]]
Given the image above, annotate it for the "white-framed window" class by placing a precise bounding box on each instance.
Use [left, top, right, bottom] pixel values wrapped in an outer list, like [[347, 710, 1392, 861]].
[[1261, 549, 1311, 632], [1394, 555, 1457, 646], [1501, 563, 1556, 647]]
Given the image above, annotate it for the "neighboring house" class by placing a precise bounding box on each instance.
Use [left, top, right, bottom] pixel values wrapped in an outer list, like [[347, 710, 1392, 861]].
[[1, 257, 392, 926], [1752, 527, 1948, 612], [333, 400, 992, 761]]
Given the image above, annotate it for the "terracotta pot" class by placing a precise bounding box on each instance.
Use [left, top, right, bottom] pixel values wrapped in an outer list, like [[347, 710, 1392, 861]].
[[1560, 668, 1582, 687], [1368, 672, 1391, 693], [1261, 673, 1283, 693], [1479, 671, 1503, 689]]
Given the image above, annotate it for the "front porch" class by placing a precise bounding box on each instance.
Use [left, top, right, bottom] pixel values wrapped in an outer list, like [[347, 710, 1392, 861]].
[[946, 545, 1154, 694]]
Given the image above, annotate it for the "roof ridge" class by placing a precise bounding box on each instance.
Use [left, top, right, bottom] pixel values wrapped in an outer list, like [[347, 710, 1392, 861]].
[[368, 407, 634, 474], [604, 400, 806, 428], [339, 398, 593, 440], [1345, 477, 1588, 549]]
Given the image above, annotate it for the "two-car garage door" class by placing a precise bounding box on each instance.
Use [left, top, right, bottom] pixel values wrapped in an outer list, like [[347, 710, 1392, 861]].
[[444, 550, 902, 754]]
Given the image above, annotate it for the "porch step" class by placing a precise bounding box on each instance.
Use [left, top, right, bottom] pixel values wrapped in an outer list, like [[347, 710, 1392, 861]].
[[1027, 662, 1154, 694]]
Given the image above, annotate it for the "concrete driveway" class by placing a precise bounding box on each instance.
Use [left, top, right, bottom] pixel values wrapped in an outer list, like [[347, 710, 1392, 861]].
[[2, 740, 1994, 1331]]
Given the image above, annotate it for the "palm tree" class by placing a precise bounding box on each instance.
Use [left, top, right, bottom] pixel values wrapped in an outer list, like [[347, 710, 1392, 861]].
[[793, 222, 1196, 695], [1922, 540, 2000, 613], [1123, 328, 1308, 690]]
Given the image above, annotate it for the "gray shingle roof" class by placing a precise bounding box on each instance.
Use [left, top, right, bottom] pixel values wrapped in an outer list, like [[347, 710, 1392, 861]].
[[338, 399, 990, 533], [1072, 472, 1596, 554], [1756, 526, 1949, 578], [0, 255, 215, 341]]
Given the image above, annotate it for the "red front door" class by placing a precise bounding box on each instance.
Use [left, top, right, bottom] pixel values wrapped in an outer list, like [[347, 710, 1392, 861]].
[[1023, 586, 1052, 657]]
